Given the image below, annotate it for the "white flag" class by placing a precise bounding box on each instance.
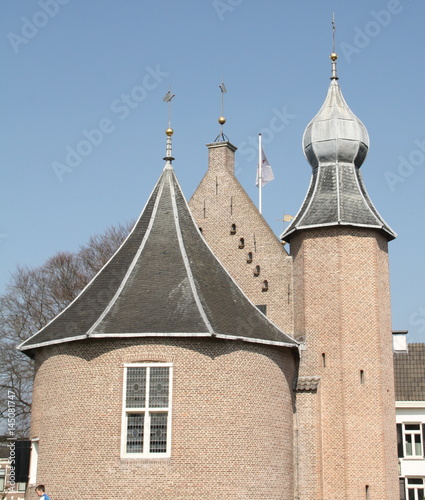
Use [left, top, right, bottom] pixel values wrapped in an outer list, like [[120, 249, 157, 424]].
[[256, 147, 274, 187]]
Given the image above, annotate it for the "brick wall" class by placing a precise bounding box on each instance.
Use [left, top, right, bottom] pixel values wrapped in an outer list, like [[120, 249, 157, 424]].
[[290, 226, 399, 500], [28, 338, 296, 500]]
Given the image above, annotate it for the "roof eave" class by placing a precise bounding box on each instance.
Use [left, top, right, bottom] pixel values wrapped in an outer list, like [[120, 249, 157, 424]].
[[281, 221, 397, 242], [18, 330, 298, 357]]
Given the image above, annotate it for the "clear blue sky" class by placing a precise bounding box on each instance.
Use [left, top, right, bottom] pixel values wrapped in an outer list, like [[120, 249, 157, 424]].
[[1, 0, 425, 343]]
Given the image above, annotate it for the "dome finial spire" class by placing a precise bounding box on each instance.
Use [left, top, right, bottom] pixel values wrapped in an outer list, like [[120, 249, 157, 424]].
[[330, 13, 338, 80], [215, 81, 229, 142], [163, 90, 175, 163]]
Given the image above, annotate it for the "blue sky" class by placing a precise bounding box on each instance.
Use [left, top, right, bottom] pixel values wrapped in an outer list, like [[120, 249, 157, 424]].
[[1, 0, 425, 343]]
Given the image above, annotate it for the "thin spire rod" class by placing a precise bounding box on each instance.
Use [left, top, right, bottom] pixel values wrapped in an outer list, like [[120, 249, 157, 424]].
[[330, 14, 338, 80], [215, 81, 229, 142], [163, 89, 175, 128], [219, 81, 226, 118], [163, 90, 175, 163], [258, 133, 263, 214]]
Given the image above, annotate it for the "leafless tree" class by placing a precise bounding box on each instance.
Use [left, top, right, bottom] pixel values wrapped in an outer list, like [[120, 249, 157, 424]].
[[0, 221, 133, 437]]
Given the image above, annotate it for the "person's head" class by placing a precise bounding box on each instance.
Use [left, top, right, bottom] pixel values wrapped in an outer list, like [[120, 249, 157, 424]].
[[35, 484, 45, 496]]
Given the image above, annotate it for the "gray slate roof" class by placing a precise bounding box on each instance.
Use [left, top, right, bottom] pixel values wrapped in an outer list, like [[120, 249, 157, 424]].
[[394, 343, 425, 401], [282, 76, 396, 242], [19, 163, 297, 357]]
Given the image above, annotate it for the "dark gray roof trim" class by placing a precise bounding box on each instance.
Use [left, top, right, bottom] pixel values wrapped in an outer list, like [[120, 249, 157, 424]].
[[19, 164, 297, 356]]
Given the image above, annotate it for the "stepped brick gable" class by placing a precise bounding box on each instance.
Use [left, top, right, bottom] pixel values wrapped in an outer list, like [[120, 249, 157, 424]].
[[190, 141, 294, 333]]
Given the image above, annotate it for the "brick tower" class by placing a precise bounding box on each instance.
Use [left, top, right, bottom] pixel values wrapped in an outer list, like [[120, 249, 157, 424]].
[[281, 53, 399, 499], [19, 129, 298, 500]]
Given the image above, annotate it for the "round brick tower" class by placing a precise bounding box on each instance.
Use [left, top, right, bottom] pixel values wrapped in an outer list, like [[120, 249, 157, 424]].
[[282, 53, 399, 499], [20, 131, 298, 500]]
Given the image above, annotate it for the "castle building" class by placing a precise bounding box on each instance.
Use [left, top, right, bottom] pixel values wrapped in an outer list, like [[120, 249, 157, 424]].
[[19, 52, 400, 499]]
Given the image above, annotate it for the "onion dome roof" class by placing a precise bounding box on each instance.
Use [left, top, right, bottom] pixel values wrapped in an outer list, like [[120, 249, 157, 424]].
[[282, 54, 396, 242]]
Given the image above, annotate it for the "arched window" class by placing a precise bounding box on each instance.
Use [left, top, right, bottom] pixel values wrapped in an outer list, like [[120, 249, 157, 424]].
[[247, 252, 253, 264], [239, 238, 245, 249], [262, 280, 268, 291], [230, 224, 236, 235], [253, 265, 260, 277]]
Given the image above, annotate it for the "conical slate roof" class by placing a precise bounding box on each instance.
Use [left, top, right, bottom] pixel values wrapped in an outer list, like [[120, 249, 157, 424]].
[[282, 55, 396, 242], [19, 160, 297, 357]]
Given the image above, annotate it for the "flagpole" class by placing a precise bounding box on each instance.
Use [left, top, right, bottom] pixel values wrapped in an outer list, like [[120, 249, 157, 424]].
[[258, 133, 262, 214]]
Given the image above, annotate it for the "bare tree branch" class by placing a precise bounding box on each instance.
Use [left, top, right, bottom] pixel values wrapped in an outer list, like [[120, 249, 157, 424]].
[[0, 221, 133, 437]]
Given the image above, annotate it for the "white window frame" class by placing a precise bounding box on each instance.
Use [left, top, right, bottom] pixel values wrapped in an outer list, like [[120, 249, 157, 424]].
[[0, 469, 5, 492], [121, 363, 173, 459], [28, 438, 39, 486], [17, 481, 26, 492], [402, 423, 424, 458], [405, 477, 425, 500]]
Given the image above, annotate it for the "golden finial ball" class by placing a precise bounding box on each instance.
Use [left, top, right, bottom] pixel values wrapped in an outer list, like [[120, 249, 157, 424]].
[[330, 52, 338, 61], [165, 127, 174, 136], [218, 116, 226, 125]]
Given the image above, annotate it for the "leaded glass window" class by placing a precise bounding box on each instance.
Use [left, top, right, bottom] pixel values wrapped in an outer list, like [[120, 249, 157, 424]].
[[122, 364, 172, 457]]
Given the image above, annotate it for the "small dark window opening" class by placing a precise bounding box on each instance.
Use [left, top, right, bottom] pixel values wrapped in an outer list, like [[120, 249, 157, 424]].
[[239, 238, 245, 249], [230, 224, 236, 235], [253, 265, 260, 277], [247, 252, 253, 264], [360, 370, 365, 385], [262, 280, 268, 292], [256, 304, 267, 315], [322, 353, 326, 368], [199, 227, 203, 233], [365, 485, 370, 500]]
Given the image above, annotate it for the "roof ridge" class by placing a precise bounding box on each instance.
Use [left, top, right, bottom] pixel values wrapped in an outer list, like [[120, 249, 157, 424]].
[[168, 171, 215, 336]]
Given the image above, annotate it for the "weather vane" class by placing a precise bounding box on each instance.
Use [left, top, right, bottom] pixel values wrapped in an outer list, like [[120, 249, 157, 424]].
[[163, 89, 175, 129], [163, 90, 175, 162], [215, 81, 229, 142]]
